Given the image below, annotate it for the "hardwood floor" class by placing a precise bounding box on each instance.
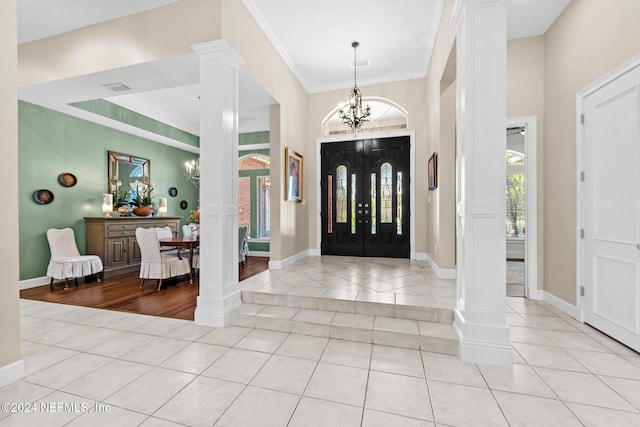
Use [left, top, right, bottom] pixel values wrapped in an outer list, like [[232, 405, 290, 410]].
[[20, 256, 269, 321]]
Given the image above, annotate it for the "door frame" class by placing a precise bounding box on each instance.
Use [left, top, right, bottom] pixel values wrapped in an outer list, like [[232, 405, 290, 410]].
[[507, 116, 540, 300], [315, 129, 416, 258], [577, 52, 640, 323]]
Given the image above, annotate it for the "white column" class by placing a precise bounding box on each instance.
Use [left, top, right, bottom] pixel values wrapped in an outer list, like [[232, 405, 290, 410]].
[[192, 40, 243, 327], [452, 0, 512, 366]]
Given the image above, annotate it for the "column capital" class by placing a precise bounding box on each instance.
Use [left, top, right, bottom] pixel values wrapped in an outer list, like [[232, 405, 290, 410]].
[[192, 39, 245, 67]]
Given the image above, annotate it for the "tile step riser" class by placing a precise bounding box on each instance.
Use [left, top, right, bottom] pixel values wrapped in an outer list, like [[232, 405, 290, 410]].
[[228, 312, 458, 356], [241, 291, 454, 325]]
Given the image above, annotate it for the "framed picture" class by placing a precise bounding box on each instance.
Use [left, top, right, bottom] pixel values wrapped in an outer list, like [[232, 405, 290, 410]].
[[285, 147, 303, 202], [428, 152, 438, 190]]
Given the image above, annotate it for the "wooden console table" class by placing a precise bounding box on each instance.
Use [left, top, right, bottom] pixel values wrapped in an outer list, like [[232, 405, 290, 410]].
[[84, 216, 181, 278]]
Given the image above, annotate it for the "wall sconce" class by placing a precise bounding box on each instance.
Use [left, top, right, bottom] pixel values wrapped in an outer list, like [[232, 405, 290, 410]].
[[102, 193, 113, 217], [158, 197, 167, 216]]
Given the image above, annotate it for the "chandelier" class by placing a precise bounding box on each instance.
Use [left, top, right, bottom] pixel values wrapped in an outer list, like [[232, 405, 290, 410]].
[[338, 41, 371, 132], [185, 157, 200, 189]]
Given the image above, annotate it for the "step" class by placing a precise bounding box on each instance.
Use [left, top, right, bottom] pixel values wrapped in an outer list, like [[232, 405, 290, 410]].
[[241, 290, 454, 324], [228, 303, 458, 356]]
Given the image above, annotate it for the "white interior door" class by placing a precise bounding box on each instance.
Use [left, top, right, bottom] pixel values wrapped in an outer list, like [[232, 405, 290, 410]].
[[583, 64, 640, 352]]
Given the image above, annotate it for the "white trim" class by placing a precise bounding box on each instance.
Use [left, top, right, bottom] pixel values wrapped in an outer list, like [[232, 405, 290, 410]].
[[194, 291, 242, 327], [238, 143, 270, 151], [543, 291, 582, 321], [425, 253, 457, 279], [20, 276, 50, 290], [269, 249, 310, 270], [454, 311, 513, 367], [414, 252, 428, 261], [507, 115, 539, 300], [248, 250, 269, 257], [315, 129, 416, 259], [575, 52, 640, 322], [0, 360, 25, 388], [108, 96, 200, 136]]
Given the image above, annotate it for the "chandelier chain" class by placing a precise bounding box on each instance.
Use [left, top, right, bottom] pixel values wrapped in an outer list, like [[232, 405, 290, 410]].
[[338, 41, 371, 133]]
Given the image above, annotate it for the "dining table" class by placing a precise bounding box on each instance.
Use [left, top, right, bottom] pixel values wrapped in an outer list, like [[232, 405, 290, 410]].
[[159, 235, 200, 284]]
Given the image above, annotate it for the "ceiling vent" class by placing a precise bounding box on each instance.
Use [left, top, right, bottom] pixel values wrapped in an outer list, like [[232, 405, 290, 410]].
[[102, 82, 131, 92]]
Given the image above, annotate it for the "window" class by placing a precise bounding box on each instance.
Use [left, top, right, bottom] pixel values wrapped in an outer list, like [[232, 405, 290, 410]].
[[237, 154, 270, 240], [381, 163, 393, 223], [257, 176, 270, 238], [336, 165, 348, 223], [238, 177, 251, 233], [506, 150, 525, 237]]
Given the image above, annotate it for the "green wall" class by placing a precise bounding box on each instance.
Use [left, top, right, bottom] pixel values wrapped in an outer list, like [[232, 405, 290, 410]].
[[18, 101, 199, 280]]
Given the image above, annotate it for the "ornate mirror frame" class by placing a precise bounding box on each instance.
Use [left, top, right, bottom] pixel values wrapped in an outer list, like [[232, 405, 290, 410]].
[[108, 151, 151, 202]]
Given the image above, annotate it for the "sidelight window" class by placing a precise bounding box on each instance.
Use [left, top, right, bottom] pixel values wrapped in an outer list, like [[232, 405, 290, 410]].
[[371, 173, 377, 234], [381, 163, 393, 223], [351, 173, 356, 234], [327, 175, 333, 233], [336, 165, 348, 223], [397, 172, 402, 234]]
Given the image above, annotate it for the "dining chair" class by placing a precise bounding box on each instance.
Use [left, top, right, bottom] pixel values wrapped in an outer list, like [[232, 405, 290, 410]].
[[46, 228, 103, 290], [238, 225, 249, 268], [136, 227, 191, 291], [155, 226, 181, 256]]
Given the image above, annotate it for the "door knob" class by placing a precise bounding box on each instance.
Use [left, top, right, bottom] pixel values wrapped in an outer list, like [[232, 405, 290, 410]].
[[358, 210, 363, 214], [364, 203, 369, 208], [358, 203, 363, 208], [364, 210, 369, 214]]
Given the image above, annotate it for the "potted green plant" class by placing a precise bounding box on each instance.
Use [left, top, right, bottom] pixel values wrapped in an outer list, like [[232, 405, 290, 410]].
[[130, 181, 155, 216]]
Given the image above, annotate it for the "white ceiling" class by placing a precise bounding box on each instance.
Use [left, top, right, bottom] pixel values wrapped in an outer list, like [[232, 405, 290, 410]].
[[17, 0, 571, 145]]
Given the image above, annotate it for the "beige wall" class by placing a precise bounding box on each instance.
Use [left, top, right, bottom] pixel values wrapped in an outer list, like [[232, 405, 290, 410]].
[[17, 0, 312, 263], [0, 0, 22, 371], [424, 0, 457, 267], [434, 80, 456, 268], [19, 0, 222, 87], [544, 0, 640, 304], [507, 36, 545, 290], [221, 0, 310, 261], [307, 78, 428, 253]]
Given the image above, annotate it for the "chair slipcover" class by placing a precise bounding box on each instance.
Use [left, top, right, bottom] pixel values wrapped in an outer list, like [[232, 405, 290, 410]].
[[239, 225, 249, 267], [46, 228, 103, 289], [155, 226, 175, 250], [137, 227, 190, 290]]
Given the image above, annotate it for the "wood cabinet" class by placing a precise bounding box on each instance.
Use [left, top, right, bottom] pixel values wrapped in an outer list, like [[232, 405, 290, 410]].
[[84, 216, 181, 277]]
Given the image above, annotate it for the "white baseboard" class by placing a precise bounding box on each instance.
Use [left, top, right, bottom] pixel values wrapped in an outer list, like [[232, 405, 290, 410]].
[[413, 252, 428, 261], [248, 250, 270, 257], [269, 250, 310, 270], [542, 291, 582, 321], [20, 276, 50, 290], [425, 253, 457, 279], [454, 310, 513, 367], [0, 359, 25, 388]]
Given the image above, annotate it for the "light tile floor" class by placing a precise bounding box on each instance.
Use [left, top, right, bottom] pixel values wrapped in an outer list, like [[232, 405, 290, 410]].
[[240, 256, 458, 311], [2, 292, 640, 426]]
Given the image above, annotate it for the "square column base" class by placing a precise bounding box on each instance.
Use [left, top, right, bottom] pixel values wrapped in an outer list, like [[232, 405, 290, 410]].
[[454, 309, 513, 366]]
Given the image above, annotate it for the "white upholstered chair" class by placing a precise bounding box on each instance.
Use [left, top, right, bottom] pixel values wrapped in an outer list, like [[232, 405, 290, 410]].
[[136, 227, 191, 291], [239, 225, 249, 268], [46, 228, 103, 290]]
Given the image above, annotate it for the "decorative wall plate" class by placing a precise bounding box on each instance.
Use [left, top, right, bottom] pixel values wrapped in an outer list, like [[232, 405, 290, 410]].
[[180, 200, 188, 210], [34, 189, 54, 205], [169, 187, 178, 197], [58, 172, 77, 187]]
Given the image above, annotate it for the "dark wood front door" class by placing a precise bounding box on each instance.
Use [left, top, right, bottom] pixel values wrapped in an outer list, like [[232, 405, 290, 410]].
[[321, 136, 410, 258]]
